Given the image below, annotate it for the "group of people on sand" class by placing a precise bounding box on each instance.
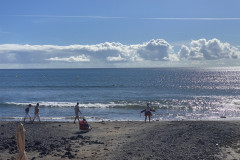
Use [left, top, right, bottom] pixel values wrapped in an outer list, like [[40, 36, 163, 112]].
[[24, 102, 91, 130], [73, 102, 91, 130], [24, 102, 155, 125], [73, 102, 155, 124], [23, 103, 41, 123]]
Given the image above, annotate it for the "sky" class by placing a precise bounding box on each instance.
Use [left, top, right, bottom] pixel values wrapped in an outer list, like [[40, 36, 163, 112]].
[[0, 0, 240, 68]]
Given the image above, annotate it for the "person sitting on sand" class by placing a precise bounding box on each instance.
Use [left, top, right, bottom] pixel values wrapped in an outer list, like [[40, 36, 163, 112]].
[[74, 102, 82, 123], [32, 103, 41, 123], [79, 118, 91, 131], [141, 103, 155, 123], [24, 104, 32, 122]]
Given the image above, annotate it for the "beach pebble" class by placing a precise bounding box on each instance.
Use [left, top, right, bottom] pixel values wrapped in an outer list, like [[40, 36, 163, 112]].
[[4, 144, 9, 149], [70, 136, 77, 140], [65, 146, 72, 152], [66, 152, 75, 159], [77, 135, 84, 139], [80, 142, 84, 145], [65, 151, 72, 155], [50, 144, 55, 149], [197, 139, 205, 145], [34, 141, 41, 145]]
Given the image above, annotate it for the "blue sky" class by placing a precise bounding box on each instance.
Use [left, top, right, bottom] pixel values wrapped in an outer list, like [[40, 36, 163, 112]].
[[0, 0, 240, 68]]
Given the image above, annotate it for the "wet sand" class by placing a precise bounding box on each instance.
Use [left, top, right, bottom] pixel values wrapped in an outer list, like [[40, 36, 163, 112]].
[[0, 121, 240, 160]]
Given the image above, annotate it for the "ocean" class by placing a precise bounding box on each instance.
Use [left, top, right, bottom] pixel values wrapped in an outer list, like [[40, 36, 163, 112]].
[[0, 68, 240, 122]]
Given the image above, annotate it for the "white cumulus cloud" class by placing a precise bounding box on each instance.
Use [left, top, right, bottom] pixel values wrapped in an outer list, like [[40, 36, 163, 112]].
[[106, 55, 126, 62], [178, 38, 240, 60], [0, 38, 240, 68], [0, 39, 175, 65], [137, 39, 175, 61], [46, 55, 90, 62]]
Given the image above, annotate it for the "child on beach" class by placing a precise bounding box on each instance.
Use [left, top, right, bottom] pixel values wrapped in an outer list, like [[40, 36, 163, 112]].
[[141, 103, 155, 123], [74, 102, 82, 123], [24, 104, 32, 122], [32, 103, 41, 123], [79, 118, 91, 131]]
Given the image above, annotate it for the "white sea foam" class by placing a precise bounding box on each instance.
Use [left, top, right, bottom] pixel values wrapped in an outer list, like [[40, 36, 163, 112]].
[[0, 116, 117, 122], [5, 101, 135, 108]]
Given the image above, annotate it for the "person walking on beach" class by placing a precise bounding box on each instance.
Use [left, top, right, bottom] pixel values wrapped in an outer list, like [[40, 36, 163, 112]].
[[74, 102, 82, 123], [32, 103, 41, 123], [141, 103, 155, 123], [24, 104, 32, 122]]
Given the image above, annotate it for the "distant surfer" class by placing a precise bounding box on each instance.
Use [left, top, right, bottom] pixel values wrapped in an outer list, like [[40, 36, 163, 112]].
[[74, 102, 82, 123], [24, 104, 32, 122], [141, 103, 155, 123]]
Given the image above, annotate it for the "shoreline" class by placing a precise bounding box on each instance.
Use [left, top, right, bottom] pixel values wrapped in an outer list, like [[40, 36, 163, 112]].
[[0, 121, 240, 160], [1, 116, 240, 122]]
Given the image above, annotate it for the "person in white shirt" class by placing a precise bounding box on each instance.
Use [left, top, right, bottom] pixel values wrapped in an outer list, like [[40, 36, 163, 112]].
[[74, 102, 82, 123]]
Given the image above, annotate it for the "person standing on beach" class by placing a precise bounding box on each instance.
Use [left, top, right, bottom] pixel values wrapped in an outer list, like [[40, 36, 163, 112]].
[[32, 103, 41, 123], [74, 102, 82, 123], [141, 103, 155, 123], [24, 104, 32, 122]]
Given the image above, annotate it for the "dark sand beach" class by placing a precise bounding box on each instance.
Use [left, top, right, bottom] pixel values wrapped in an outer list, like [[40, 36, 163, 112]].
[[0, 121, 240, 160]]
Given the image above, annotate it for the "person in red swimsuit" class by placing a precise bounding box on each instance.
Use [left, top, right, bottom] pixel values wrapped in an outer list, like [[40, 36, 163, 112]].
[[141, 103, 155, 123]]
